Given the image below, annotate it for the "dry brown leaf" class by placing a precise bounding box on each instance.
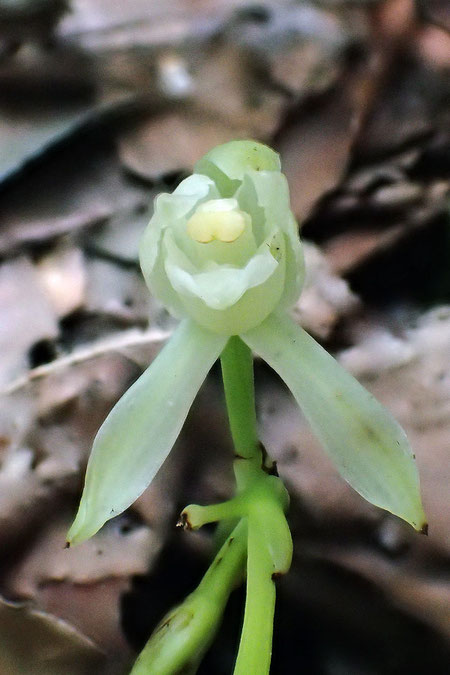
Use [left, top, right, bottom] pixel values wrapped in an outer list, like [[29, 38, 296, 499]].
[[417, 0, 450, 33], [0, 595, 107, 675], [118, 108, 240, 180], [269, 40, 341, 96], [2, 326, 169, 399], [58, 0, 277, 51], [316, 153, 449, 275], [0, 328, 169, 548], [5, 526, 142, 657], [293, 242, 360, 338], [323, 220, 427, 274], [0, 145, 147, 256], [354, 54, 448, 158], [309, 545, 450, 639], [417, 23, 450, 69], [194, 42, 285, 138], [36, 577, 133, 665], [5, 515, 159, 592], [36, 246, 87, 317], [0, 257, 59, 385], [87, 207, 153, 264], [230, 2, 349, 98], [85, 258, 152, 324], [276, 62, 378, 221], [343, 307, 450, 553]]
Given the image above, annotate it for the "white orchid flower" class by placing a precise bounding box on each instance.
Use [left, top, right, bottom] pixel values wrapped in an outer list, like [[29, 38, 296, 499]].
[[68, 141, 426, 545]]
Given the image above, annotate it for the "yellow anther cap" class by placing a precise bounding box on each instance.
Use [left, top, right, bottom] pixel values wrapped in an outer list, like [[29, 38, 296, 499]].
[[187, 198, 248, 243]]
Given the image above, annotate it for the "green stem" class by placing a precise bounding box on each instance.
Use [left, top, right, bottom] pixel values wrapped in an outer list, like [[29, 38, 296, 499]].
[[220, 337, 260, 466], [130, 520, 247, 675], [233, 513, 276, 675], [197, 518, 247, 596], [221, 336, 279, 674]]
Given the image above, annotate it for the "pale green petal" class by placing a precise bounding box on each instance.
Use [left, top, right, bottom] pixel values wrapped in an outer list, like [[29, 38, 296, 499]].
[[240, 171, 304, 307], [144, 246, 188, 318], [194, 140, 281, 197], [161, 240, 286, 335], [281, 212, 305, 309], [173, 173, 217, 198], [139, 175, 218, 281], [240, 172, 291, 235], [68, 320, 227, 544], [242, 313, 427, 531], [234, 174, 267, 243], [163, 229, 283, 311]]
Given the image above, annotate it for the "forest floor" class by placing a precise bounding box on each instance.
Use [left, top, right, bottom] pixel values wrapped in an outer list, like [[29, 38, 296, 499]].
[[0, 1, 449, 673]]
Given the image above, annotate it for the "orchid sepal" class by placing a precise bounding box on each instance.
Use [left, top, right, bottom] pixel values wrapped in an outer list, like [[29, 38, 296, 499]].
[[242, 312, 427, 532], [67, 319, 227, 545]]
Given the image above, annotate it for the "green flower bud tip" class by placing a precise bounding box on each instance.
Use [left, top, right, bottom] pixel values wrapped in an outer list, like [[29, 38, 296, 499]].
[[67, 140, 427, 545]]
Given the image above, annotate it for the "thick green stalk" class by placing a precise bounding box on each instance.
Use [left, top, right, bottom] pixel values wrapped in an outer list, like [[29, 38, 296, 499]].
[[130, 520, 247, 675], [233, 514, 276, 674], [221, 336, 280, 674], [220, 336, 261, 466]]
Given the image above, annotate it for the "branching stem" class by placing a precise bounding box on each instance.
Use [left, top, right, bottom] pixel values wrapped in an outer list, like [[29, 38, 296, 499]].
[[233, 514, 276, 675]]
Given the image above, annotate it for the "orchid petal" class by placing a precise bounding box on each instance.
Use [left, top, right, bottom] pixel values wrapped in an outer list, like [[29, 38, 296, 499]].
[[68, 320, 227, 544], [195, 140, 281, 197], [139, 174, 218, 282], [239, 171, 304, 307], [242, 313, 426, 531]]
